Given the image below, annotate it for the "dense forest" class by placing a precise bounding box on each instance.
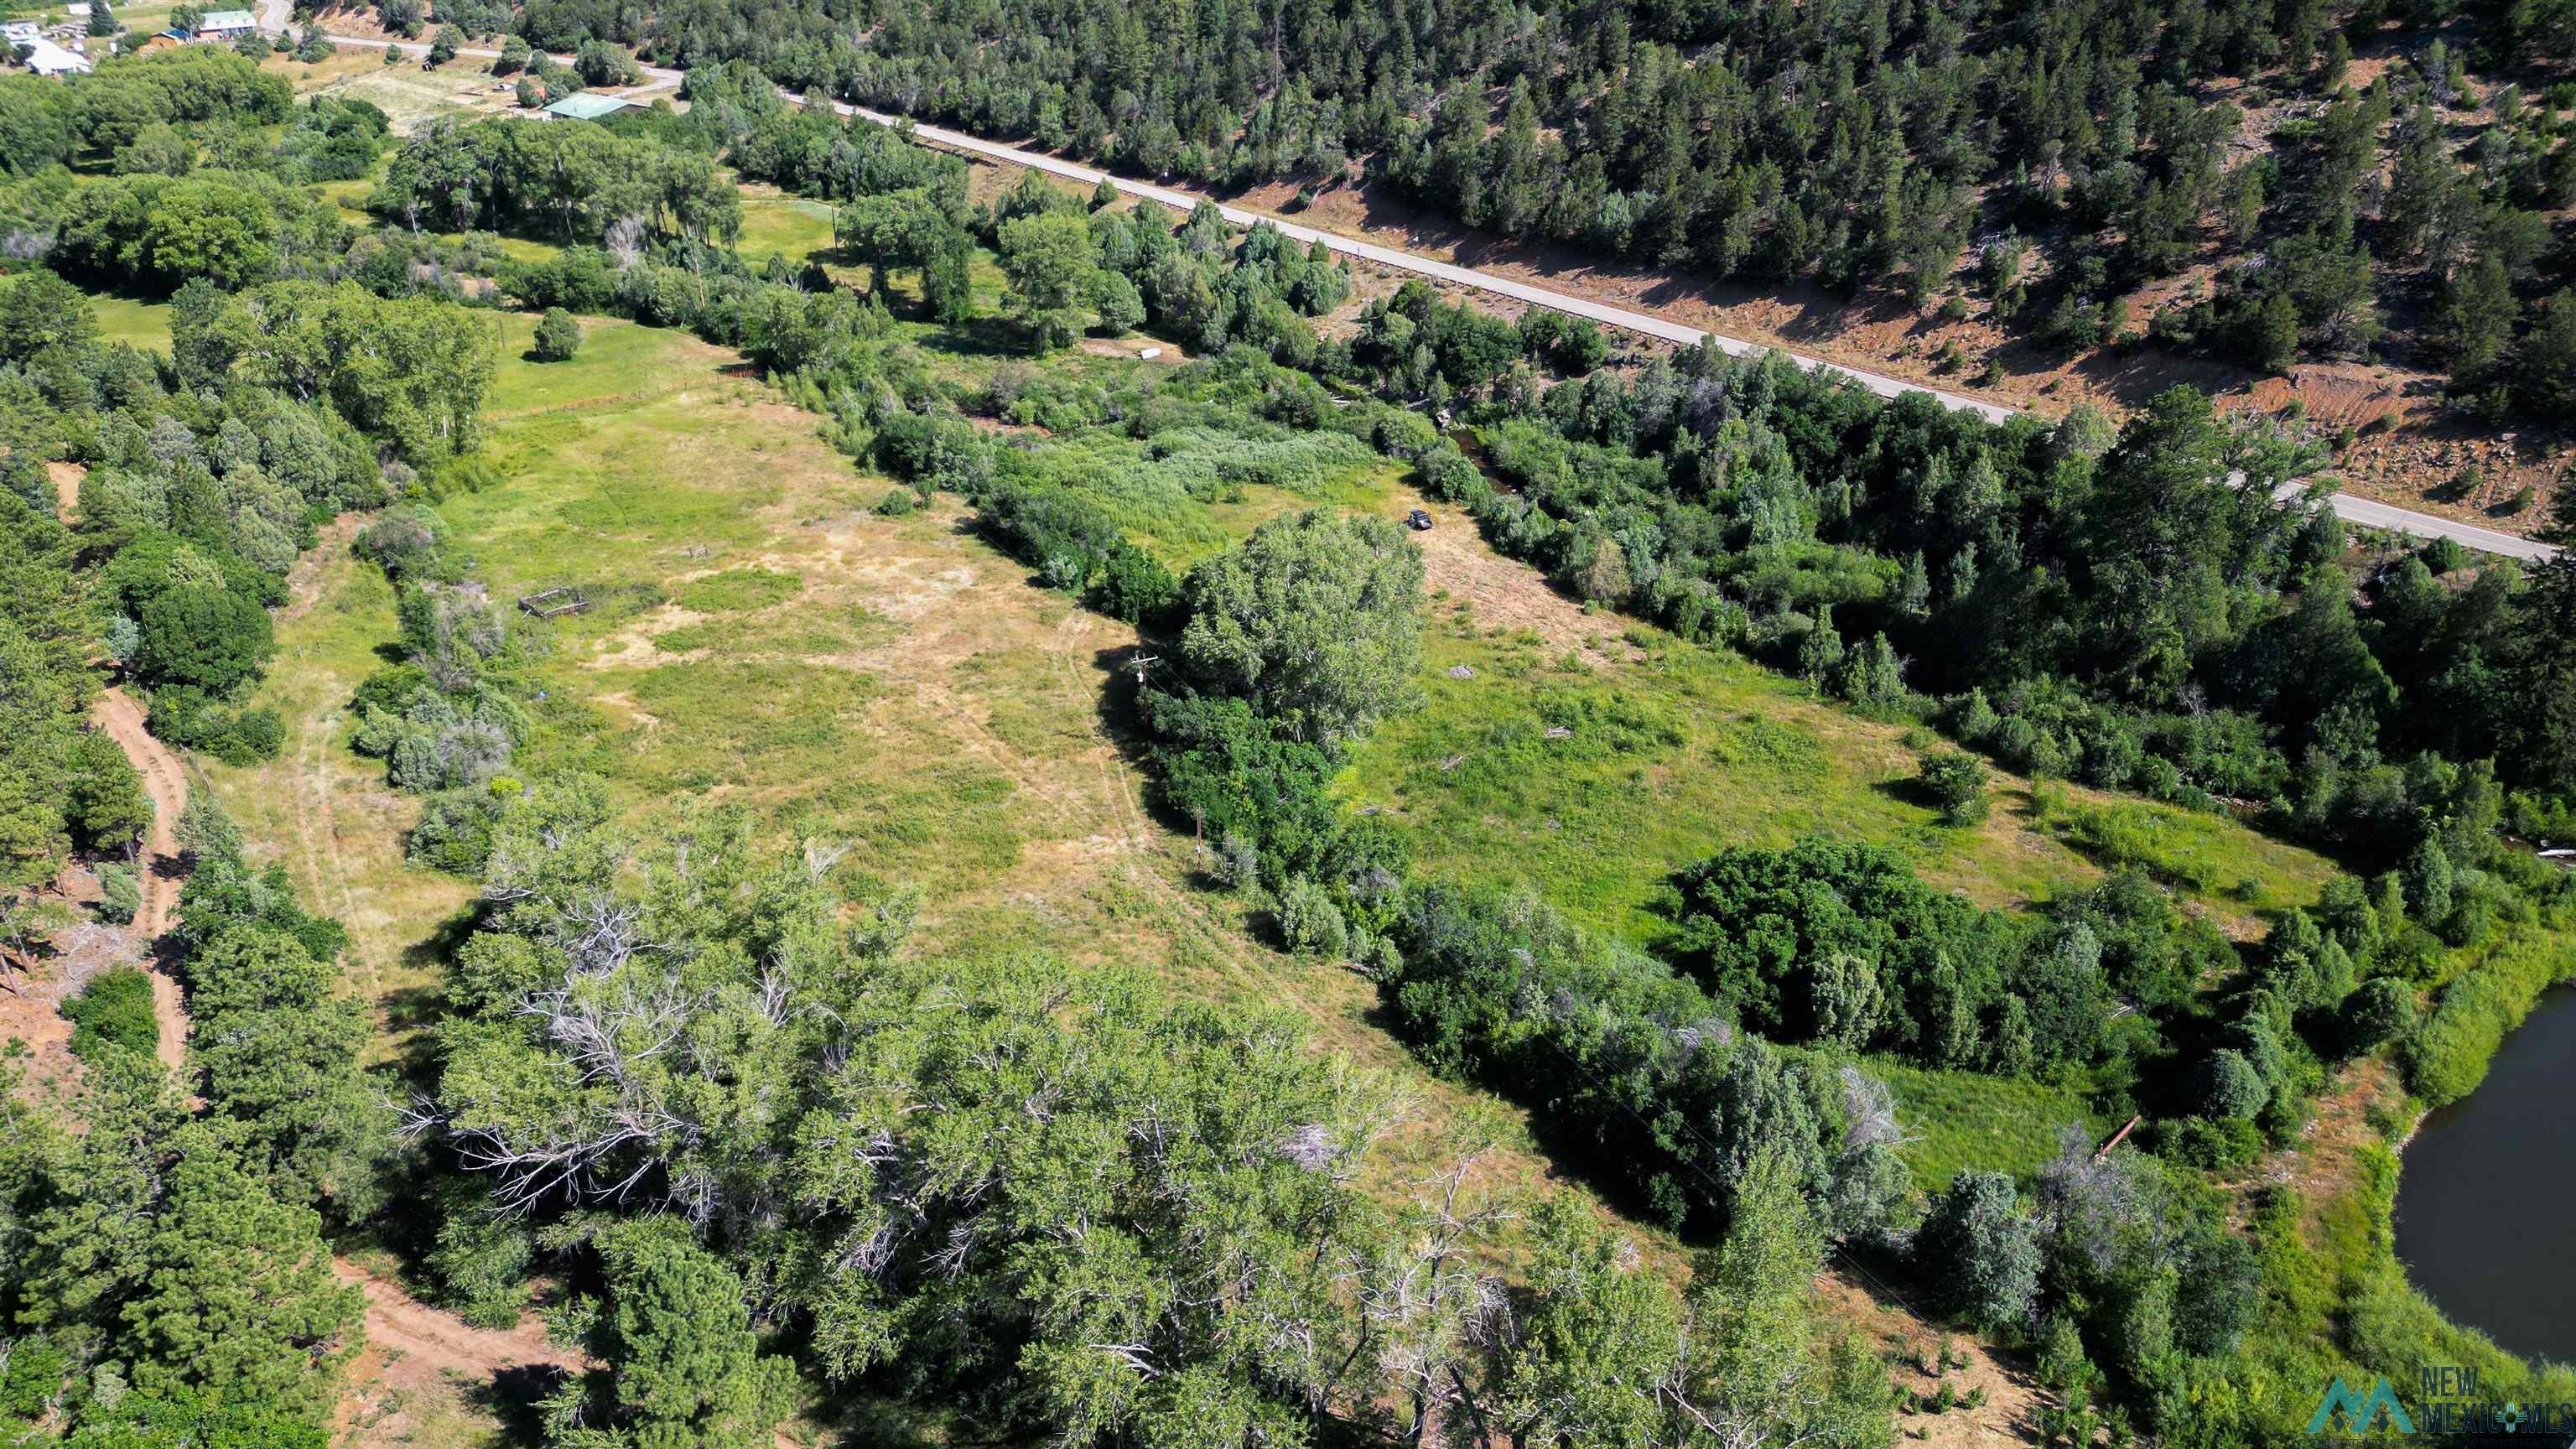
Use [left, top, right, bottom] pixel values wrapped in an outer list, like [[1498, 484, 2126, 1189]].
[[461, 0, 2576, 421], [4, 35, 2576, 1449]]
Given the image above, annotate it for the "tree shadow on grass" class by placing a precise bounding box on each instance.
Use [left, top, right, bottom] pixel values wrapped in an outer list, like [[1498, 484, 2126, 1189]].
[[918, 313, 1032, 361], [463, 1363, 572, 1449], [1089, 641, 1208, 836], [1868, 771, 1955, 818], [381, 904, 481, 1084]]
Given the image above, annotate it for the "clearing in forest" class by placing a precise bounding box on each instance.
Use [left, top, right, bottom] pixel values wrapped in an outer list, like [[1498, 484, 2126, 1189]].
[[213, 309, 1581, 1179], [1344, 488, 2345, 949]]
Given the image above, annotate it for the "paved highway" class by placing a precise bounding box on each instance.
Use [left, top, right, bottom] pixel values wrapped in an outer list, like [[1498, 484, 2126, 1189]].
[[842, 106, 2558, 564], [267, 16, 2561, 563]]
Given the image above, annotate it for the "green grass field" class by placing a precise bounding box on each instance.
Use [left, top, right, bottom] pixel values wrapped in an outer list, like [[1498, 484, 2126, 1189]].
[[1339, 600, 2340, 948], [995, 424, 1402, 572], [733, 184, 839, 267], [486, 311, 710, 410], [2038, 793, 2340, 917], [88, 293, 171, 352], [1860, 1056, 2107, 1189], [0, 273, 170, 352]]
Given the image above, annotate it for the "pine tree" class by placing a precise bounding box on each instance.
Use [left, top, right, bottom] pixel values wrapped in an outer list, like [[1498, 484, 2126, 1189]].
[[2439, 254, 2517, 396], [2516, 289, 2576, 418], [1798, 606, 1846, 684], [2319, 31, 2351, 90]]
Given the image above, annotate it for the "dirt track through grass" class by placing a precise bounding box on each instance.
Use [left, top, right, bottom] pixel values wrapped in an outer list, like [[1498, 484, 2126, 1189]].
[[207, 308, 2089, 1449]]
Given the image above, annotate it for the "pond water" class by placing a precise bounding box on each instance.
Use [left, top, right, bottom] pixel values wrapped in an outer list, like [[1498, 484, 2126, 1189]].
[[2393, 985, 2576, 1368]]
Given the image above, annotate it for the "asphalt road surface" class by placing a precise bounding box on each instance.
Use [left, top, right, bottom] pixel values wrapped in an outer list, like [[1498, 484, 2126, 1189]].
[[270, 17, 2562, 564]]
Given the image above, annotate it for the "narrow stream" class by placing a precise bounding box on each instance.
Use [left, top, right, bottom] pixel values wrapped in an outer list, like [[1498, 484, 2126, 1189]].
[[2393, 985, 2576, 1368]]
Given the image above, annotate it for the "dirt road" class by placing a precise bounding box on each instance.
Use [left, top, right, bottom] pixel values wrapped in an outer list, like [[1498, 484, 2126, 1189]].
[[88, 687, 191, 1071], [333, 1257, 588, 1449], [335, 1258, 583, 1382]]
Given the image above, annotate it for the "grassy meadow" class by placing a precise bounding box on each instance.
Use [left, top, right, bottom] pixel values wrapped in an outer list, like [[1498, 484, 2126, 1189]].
[[14, 70, 2558, 1449], [206, 307, 1592, 1215], [1340, 562, 2344, 950], [1860, 1057, 2108, 1189], [732, 183, 839, 267], [86, 292, 171, 351]]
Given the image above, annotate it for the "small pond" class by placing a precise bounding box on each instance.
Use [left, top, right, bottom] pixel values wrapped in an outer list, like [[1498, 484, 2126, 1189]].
[[2393, 985, 2576, 1367]]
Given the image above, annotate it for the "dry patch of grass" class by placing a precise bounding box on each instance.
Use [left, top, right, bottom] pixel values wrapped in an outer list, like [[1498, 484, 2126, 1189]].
[[296, 52, 522, 128], [1820, 1271, 2044, 1449]]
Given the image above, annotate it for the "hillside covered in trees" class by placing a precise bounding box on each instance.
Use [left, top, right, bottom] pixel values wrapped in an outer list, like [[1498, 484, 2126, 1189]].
[[489, 0, 2576, 439]]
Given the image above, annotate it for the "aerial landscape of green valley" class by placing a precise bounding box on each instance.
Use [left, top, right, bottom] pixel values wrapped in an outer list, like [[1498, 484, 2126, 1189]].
[[0, 3, 2572, 1448]]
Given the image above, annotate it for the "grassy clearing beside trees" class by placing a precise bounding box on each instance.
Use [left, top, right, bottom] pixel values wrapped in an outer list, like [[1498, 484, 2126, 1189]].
[[1343, 595, 2342, 947], [10, 52, 2569, 1449], [216, 307, 1578, 1197], [1836, 1056, 2108, 1191], [47, 97, 2553, 1439]]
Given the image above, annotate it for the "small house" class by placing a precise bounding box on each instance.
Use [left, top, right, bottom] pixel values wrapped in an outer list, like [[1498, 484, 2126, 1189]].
[[539, 92, 636, 122], [136, 29, 187, 50], [192, 9, 257, 37]]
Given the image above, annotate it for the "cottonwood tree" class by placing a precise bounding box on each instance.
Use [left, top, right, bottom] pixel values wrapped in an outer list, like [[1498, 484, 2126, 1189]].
[[425, 781, 1715, 1446], [1489, 1198, 1683, 1448], [997, 210, 1100, 355], [1361, 1150, 1514, 1447], [428, 785, 885, 1228], [834, 190, 973, 321], [1176, 509, 1424, 747], [175, 281, 497, 464], [776, 963, 1405, 1439], [1487, 1156, 1891, 1449], [1680, 1153, 1886, 1449]]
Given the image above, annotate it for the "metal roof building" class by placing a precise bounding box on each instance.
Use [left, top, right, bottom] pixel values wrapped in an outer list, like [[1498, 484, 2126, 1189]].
[[540, 92, 636, 122], [21, 36, 91, 73]]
